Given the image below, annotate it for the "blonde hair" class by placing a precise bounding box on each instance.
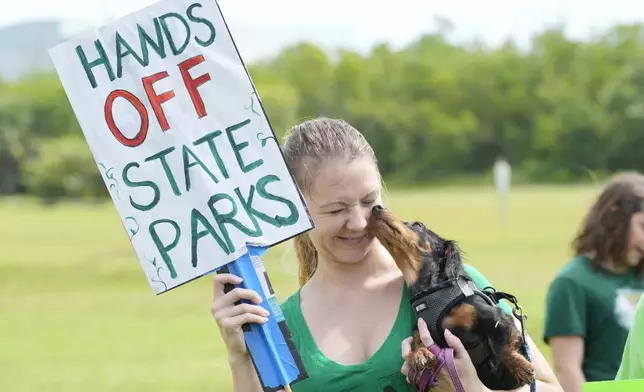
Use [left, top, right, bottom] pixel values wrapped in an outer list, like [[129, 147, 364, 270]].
[[282, 117, 379, 286]]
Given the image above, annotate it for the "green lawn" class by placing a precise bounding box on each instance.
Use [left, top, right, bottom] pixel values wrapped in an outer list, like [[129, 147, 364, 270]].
[[0, 184, 602, 391]]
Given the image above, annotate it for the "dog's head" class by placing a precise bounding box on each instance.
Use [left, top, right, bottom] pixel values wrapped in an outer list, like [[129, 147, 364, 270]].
[[368, 205, 460, 285], [368, 205, 426, 284]]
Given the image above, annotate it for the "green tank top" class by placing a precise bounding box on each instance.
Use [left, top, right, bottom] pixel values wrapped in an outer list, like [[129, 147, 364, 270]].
[[280, 265, 512, 392]]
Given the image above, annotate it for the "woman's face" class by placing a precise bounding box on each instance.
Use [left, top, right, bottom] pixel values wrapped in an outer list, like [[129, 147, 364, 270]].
[[303, 156, 382, 265], [626, 211, 644, 267]]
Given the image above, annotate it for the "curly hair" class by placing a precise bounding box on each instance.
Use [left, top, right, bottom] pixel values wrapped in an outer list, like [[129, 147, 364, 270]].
[[572, 171, 644, 276]]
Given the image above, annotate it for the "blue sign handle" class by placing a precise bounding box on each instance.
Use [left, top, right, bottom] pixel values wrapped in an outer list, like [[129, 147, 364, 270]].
[[215, 245, 307, 391]]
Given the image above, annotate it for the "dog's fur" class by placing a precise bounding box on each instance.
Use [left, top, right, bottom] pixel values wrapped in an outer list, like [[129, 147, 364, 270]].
[[368, 205, 534, 391]]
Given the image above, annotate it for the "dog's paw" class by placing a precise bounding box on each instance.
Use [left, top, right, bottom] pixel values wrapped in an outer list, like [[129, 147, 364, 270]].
[[514, 363, 535, 386], [411, 346, 437, 373]]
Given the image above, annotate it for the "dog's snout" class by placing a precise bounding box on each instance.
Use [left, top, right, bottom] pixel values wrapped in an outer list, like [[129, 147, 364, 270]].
[[372, 205, 384, 214]]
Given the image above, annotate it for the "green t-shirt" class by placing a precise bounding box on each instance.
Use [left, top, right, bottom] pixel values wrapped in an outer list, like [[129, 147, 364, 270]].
[[615, 292, 644, 380], [280, 265, 513, 392], [543, 255, 644, 381]]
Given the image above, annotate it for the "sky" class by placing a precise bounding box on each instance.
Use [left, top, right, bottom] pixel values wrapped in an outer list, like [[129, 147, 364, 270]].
[[2, 0, 644, 60]]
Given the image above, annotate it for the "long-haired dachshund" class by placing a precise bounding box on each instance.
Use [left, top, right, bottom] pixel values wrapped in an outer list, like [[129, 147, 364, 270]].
[[368, 205, 534, 391]]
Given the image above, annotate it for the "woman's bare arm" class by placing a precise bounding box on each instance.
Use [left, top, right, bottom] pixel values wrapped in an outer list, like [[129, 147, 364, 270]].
[[228, 353, 264, 392], [548, 336, 585, 392]]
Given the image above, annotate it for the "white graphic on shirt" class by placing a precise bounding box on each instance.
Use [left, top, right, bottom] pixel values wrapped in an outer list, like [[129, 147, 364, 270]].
[[614, 288, 644, 330]]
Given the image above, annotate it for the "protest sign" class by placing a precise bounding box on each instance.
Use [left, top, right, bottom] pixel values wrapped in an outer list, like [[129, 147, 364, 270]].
[[48, 0, 314, 296]]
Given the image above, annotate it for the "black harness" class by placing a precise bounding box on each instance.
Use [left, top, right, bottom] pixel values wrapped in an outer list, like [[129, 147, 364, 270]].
[[411, 276, 496, 366], [410, 276, 529, 367]]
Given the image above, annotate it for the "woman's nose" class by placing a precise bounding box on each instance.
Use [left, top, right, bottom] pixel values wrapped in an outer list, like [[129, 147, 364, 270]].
[[347, 207, 369, 231]]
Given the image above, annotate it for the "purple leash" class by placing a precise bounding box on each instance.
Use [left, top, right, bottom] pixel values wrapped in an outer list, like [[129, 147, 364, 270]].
[[408, 344, 466, 392]]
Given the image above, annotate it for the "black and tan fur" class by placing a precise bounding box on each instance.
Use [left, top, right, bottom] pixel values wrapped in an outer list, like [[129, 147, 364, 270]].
[[368, 205, 534, 391]]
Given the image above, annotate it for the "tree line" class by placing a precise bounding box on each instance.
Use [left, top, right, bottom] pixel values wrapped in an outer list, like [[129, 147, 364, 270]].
[[2, 23, 644, 200]]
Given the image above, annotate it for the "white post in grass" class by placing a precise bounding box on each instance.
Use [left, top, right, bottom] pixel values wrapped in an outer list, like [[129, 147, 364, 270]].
[[493, 155, 511, 225]]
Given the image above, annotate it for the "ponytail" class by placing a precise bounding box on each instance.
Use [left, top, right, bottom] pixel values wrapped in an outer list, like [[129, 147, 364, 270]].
[[294, 234, 318, 286]]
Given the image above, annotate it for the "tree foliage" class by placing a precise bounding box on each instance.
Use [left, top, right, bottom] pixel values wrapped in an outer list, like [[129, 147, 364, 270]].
[[2, 23, 644, 199]]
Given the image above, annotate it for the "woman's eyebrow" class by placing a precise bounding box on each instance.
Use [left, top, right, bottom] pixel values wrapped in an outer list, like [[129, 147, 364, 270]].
[[319, 200, 346, 209], [319, 190, 380, 209], [363, 190, 379, 199]]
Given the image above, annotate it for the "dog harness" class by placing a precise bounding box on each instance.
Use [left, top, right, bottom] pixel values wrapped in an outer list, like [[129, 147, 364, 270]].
[[410, 277, 537, 392], [411, 276, 497, 366]]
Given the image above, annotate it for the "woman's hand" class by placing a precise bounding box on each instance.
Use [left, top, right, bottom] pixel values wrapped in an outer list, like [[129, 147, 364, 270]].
[[211, 273, 270, 361], [401, 318, 489, 392]]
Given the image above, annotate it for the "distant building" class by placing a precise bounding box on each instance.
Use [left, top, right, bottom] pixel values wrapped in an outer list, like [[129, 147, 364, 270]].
[[0, 20, 63, 81]]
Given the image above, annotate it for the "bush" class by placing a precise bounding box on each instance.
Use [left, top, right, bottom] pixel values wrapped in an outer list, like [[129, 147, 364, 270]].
[[21, 135, 107, 202]]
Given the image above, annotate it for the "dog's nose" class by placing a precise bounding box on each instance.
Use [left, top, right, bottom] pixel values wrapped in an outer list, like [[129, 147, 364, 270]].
[[372, 205, 384, 214]]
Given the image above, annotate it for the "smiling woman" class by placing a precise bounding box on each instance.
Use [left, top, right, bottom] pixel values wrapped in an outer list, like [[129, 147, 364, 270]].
[[209, 117, 563, 392]]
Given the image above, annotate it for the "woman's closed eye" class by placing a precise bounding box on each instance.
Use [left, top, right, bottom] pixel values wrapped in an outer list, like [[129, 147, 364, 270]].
[[325, 199, 376, 215]]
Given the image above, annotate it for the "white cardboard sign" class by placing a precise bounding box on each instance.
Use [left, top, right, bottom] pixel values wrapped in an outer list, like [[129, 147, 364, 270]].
[[48, 0, 314, 294]]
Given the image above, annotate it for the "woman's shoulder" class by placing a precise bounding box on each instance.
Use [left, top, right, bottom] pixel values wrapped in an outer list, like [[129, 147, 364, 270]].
[[463, 263, 514, 315]]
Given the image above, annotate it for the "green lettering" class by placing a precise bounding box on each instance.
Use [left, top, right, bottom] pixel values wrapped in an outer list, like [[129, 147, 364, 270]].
[[193, 130, 229, 179], [256, 174, 299, 226], [234, 185, 278, 229], [226, 119, 263, 173], [149, 219, 180, 279], [207, 193, 261, 252], [75, 39, 115, 89], [122, 162, 161, 211], [183, 145, 219, 191], [190, 208, 231, 268], [115, 31, 146, 78], [159, 12, 191, 55], [137, 19, 167, 64], [186, 3, 216, 47], [144, 147, 181, 196], [233, 186, 264, 234]]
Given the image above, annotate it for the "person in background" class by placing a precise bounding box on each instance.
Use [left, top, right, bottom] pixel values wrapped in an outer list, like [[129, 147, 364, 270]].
[[211, 117, 562, 392], [615, 292, 644, 380], [543, 172, 644, 391]]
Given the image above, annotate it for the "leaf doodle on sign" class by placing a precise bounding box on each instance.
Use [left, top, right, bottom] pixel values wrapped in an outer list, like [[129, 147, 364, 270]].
[[244, 91, 261, 116], [98, 162, 120, 200], [124, 216, 140, 240], [256, 132, 276, 148], [146, 254, 167, 291]]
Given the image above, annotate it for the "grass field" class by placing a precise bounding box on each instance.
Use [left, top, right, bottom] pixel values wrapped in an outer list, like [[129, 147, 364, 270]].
[[1, 184, 603, 391]]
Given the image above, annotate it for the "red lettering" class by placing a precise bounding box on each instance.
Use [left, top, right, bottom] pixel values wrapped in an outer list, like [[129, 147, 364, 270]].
[[143, 71, 175, 132], [179, 55, 211, 118], [104, 89, 149, 147]]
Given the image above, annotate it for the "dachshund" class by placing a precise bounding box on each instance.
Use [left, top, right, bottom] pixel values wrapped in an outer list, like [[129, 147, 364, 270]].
[[368, 204, 535, 391]]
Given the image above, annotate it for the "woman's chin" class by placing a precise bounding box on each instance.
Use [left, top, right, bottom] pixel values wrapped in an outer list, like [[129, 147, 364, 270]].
[[333, 239, 375, 264]]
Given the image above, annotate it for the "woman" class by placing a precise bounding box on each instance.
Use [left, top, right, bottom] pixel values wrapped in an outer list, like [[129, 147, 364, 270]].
[[212, 117, 562, 392], [543, 172, 644, 391]]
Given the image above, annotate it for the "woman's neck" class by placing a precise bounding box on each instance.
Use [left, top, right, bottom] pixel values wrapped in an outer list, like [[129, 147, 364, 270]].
[[305, 241, 401, 293]]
